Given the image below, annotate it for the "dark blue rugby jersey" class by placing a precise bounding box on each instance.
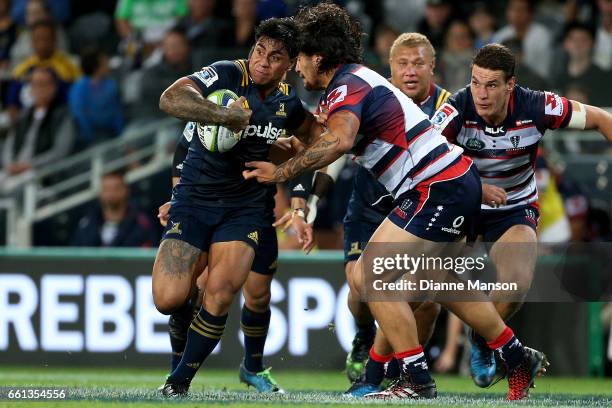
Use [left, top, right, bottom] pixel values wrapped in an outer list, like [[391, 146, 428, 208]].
[[174, 59, 307, 207], [346, 83, 452, 224], [436, 85, 573, 211]]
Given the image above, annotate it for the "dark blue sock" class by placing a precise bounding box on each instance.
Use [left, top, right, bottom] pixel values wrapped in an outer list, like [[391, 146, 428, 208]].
[[488, 327, 524, 371], [398, 347, 432, 385], [385, 358, 401, 380], [364, 347, 390, 385], [168, 301, 194, 372], [356, 321, 376, 342], [240, 306, 270, 373], [364, 360, 385, 385], [168, 307, 227, 384]]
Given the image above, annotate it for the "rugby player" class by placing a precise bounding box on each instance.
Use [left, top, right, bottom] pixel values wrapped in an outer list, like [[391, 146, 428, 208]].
[[153, 17, 321, 396], [156, 128, 292, 393], [244, 3, 546, 400], [339, 32, 451, 394], [428, 43, 612, 388]]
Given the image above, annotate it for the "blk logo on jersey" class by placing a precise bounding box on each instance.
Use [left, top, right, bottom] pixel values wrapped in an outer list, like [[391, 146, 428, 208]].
[[485, 126, 504, 135]]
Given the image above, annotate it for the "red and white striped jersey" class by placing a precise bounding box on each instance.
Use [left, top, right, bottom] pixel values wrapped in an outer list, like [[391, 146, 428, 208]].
[[321, 64, 463, 198], [434, 85, 573, 211]]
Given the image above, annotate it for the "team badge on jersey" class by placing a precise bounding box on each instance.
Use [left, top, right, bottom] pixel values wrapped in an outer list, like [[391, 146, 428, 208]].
[[510, 135, 521, 148]]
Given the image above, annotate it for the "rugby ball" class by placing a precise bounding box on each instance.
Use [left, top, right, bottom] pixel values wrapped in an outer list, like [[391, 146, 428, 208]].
[[197, 89, 243, 153]]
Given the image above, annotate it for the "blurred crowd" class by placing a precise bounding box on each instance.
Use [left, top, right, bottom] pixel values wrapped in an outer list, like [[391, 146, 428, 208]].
[[0, 0, 609, 248]]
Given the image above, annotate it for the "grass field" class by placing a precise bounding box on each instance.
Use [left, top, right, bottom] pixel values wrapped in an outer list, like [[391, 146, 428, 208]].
[[1, 366, 611, 407]]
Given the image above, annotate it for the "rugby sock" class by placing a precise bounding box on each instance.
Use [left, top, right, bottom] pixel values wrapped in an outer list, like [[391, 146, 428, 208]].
[[365, 347, 392, 386], [168, 300, 195, 371], [396, 346, 432, 385], [240, 305, 271, 373], [168, 307, 227, 384], [487, 326, 524, 371], [356, 321, 376, 343], [385, 358, 401, 380]]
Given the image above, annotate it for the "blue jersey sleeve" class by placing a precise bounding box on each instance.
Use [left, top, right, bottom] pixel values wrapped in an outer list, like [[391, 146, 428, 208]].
[[187, 60, 243, 96]]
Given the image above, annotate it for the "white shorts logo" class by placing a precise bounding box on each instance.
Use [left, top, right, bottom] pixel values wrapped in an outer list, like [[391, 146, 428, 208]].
[[452, 216, 465, 228]]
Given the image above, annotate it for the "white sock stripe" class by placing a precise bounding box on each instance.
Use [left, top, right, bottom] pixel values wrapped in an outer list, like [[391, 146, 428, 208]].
[[402, 351, 425, 364]]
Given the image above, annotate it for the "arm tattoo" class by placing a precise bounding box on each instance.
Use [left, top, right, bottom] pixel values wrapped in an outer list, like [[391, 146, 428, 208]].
[[158, 239, 202, 279], [274, 131, 342, 182], [160, 85, 244, 126]]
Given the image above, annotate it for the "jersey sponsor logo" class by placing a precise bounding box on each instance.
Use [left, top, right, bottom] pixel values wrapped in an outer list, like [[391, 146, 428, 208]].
[[485, 125, 504, 135], [248, 230, 259, 245], [515, 119, 533, 126], [243, 122, 283, 143], [276, 103, 287, 117], [510, 135, 521, 148], [441, 216, 463, 235], [293, 183, 305, 192], [326, 85, 347, 109], [194, 67, 219, 87], [465, 137, 485, 151], [544, 92, 563, 117], [183, 122, 195, 142], [432, 103, 458, 130]]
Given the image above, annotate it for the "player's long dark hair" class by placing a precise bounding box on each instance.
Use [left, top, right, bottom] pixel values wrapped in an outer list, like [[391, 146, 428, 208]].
[[295, 2, 363, 72], [255, 17, 299, 59]]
